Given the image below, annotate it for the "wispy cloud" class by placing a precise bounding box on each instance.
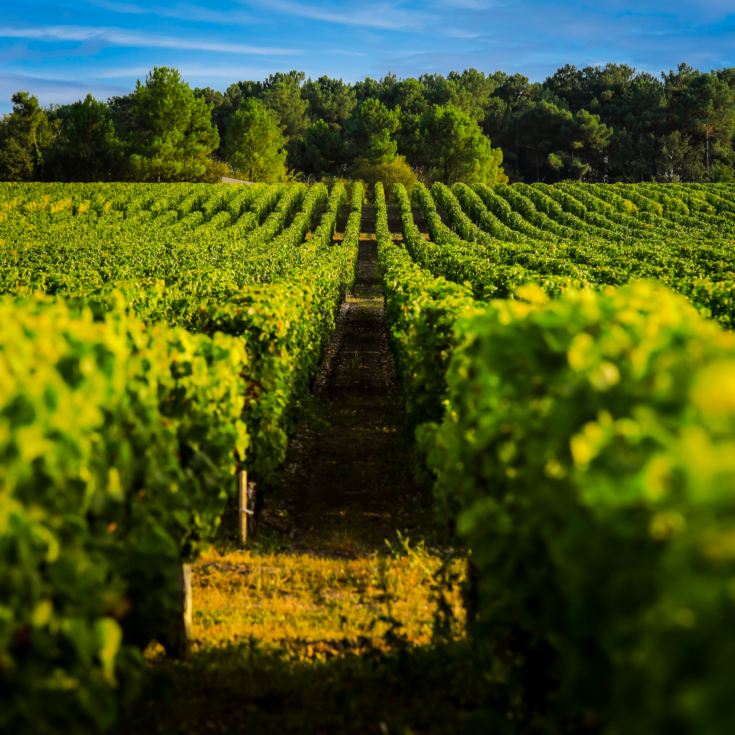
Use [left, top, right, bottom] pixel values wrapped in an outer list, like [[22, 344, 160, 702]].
[[90, 0, 259, 25], [1, 0, 733, 113], [432, 0, 499, 8], [0, 70, 128, 106], [445, 28, 485, 39], [329, 49, 368, 57], [93, 64, 292, 80], [0, 25, 301, 56], [250, 0, 436, 31], [87, 1, 146, 13]]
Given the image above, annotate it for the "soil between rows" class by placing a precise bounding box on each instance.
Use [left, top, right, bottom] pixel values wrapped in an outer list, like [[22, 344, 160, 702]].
[[117, 223, 476, 735], [268, 235, 432, 557]]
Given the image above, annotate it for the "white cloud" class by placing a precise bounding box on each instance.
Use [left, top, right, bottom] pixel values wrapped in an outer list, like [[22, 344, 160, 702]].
[[249, 0, 435, 31], [329, 49, 368, 57], [0, 25, 301, 56], [432, 0, 500, 8], [89, 1, 146, 14], [90, 1, 259, 25], [93, 64, 289, 80], [0, 71, 128, 108], [445, 28, 485, 39]]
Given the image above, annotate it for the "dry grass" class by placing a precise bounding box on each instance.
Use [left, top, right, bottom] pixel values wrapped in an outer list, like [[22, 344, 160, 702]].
[[117, 538, 479, 735], [191, 539, 466, 658]]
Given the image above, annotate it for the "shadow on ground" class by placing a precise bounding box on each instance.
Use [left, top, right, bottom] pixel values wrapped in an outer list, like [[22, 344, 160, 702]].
[[120, 638, 485, 735]]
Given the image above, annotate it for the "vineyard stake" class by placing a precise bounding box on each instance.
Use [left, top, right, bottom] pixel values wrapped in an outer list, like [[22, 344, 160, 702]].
[[171, 562, 192, 659], [238, 470, 255, 545]]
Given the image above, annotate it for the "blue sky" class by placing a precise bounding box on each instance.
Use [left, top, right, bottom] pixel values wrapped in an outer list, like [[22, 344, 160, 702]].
[[1, 0, 734, 113]]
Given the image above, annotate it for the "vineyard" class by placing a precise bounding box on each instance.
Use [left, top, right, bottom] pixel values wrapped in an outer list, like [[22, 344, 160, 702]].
[[2, 180, 735, 733]]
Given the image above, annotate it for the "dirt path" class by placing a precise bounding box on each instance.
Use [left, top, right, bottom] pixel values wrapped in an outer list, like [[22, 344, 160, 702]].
[[268, 233, 430, 557], [118, 212, 475, 735], [221, 176, 254, 184]]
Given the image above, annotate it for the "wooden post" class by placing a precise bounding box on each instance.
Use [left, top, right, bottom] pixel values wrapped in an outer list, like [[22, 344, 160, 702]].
[[168, 562, 192, 660], [238, 469, 250, 546], [181, 562, 192, 641], [237, 470, 257, 546]]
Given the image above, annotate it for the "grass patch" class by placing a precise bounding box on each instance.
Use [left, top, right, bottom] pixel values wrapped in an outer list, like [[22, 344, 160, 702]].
[[118, 538, 479, 734]]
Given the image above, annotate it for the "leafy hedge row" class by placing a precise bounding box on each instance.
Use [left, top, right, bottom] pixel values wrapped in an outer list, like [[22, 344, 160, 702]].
[[382, 181, 735, 732], [407, 183, 584, 300], [0, 299, 247, 733], [410, 182, 735, 329], [429, 182, 494, 246], [0, 182, 362, 733], [375, 183, 475, 431], [425, 282, 735, 733], [452, 182, 529, 242], [197, 181, 361, 476]]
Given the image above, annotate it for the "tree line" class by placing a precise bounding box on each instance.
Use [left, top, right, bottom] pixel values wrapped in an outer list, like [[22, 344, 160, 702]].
[[1, 63, 733, 185]]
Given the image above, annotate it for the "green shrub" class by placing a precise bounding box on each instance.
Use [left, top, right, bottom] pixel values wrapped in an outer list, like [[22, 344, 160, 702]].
[[352, 156, 418, 195], [427, 281, 735, 733], [0, 297, 247, 733]]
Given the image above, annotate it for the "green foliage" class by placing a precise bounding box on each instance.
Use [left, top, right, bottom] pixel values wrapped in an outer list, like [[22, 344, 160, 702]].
[[44, 95, 125, 181], [379, 180, 735, 731], [303, 76, 356, 126], [446, 69, 498, 122], [376, 183, 475, 429], [119, 67, 220, 182], [6, 63, 735, 183], [666, 66, 735, 178], [223, 98, 288, 182], [0, 181, 361, 479], [418, 105, 507, 184], [0, 180, 362, 732], [293, 119, 349, 179], [511, 99, 613, 181], [425, 283, 735, 733], [405, 180, 735, 323], [195, 183, 359, 476], [0, 297, 247, 733], [0, 92, 54, 181], [408, 182, 582, 300], [3, 172, 735, 734], [351, 155, 417, 192], [261, 71, 310, 140], [348, 99, 400, 164]]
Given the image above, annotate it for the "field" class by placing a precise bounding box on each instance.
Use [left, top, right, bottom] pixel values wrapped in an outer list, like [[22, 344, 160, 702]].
[[2, 180, 735, 734]]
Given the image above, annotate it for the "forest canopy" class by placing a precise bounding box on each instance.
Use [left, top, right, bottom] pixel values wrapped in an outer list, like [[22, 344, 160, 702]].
[[1, 63, 734, 184]]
